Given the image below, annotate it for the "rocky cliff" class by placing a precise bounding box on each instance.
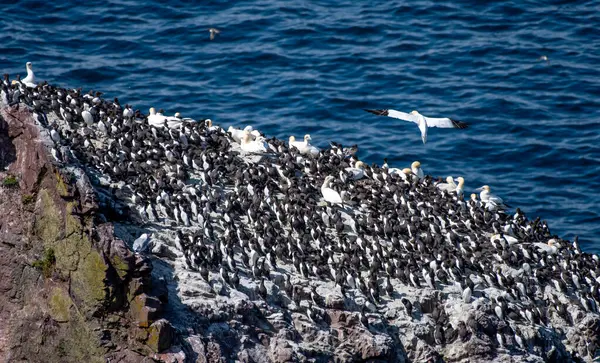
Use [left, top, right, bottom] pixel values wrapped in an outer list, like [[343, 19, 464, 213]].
[[0, 106, 176, 362], [1, 92, 599, 363]]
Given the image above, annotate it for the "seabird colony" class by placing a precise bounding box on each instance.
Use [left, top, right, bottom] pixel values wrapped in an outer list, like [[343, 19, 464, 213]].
[[3, 62, 600, 360]]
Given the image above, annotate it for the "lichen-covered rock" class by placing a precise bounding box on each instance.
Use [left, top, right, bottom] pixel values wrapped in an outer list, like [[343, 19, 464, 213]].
[[131, 293, 163, 328], [147, 319, 175, 353], [0, 104, 172, 362], [49, 287, 73, 323]]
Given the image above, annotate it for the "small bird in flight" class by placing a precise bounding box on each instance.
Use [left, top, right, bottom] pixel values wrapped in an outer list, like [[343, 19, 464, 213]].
[[364, 109, 468, 144], [209, 28, 220, 40]]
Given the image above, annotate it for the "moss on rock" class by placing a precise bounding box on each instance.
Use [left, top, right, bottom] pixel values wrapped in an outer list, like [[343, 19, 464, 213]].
[[34, 189, 62, 245], [111, 254, 129, 280], [49, 310, 106, 363], [55, 170, 69, 197], [64, 202, 81, 237], [31, 247, 56, 278], [49, 287, 72, 323], [71, 250, 108, 313]]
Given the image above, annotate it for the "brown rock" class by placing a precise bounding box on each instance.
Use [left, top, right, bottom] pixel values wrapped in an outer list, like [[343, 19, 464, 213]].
[[206, 341, 224, 363], [268, 338, 295, 362], [325, 294, 345, 310], [185, 335, 207, 363], [130, 293, 162, 328], [147, 319, 174, 353]]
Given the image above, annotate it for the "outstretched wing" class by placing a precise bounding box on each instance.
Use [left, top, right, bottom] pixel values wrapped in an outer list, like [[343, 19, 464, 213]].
[[425, 117, 468, 129], [364, 109, 419, 124]]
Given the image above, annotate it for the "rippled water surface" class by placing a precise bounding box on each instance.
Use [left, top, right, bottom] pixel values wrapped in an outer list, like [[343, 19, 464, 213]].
[[1, 0, 599, 251]]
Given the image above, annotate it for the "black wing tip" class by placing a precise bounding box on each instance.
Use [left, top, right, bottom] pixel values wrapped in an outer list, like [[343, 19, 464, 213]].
[[364, 109, 389, 116], [451, 119, 469, 129]]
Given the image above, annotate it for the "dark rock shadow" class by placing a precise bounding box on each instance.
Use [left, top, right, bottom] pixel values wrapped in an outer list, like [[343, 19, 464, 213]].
[[0, 112, 17, 170]]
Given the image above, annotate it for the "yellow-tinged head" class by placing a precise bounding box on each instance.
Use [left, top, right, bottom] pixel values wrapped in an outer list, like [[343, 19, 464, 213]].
[[289, 135, 296, 143], [355, 161, 366, 169], [411, 161, 421, 169], [149, 107, 156, 115], [241, 132, 252, 144]]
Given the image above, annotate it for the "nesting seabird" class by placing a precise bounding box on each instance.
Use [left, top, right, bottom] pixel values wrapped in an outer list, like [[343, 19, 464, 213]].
[[364, 109, 468, 144], [436, 176, 457, 192], [22, 62, 36, 88], [321, 176, 343, 205], [289, 134, 319, 156], [411, 161, 424, 180], [240, 131, 267, 153], [228, 125, 261, 143], [147, 107, 166, 127], [344, 161, 366, 180], [477, 185, 508, 210]]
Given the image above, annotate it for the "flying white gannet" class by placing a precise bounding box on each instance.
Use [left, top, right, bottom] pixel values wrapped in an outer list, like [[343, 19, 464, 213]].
[[209, 28, 220, 40], [22, 62, 36, 88], [364, 109, 468, 144]]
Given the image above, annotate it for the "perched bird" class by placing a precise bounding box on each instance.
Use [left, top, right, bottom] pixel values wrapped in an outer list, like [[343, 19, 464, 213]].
[[411, 161, 424, 180], [321, 176, 343, 205], [477, 185, 508, 210], [364, 109, 468, 144], [240, 131, 267, 153], [22, 62, 36, 88], [344, 161, 366, 180], [289, 134, 319, 156]]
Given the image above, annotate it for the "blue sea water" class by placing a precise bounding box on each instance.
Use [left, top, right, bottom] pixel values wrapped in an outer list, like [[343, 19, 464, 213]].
[[1, 1, 599, 251]]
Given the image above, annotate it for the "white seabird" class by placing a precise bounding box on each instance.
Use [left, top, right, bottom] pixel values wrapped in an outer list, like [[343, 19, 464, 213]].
[[22, 62, 36, 88], [321, 176, 343, 205], [477, 185, 508, 210], [411, 161, 424, 180], [205, 119, 221, 132], [165, 112, 184, 129], [436, 176, 457, 192], [344, 161, 366, 180], [209, 28, 220, 40], [455, 177, 465, 199], [289, 134, 319, 156], [147, 107, 166, 127], [228, 126, 261, 143], [436, 176, 465, 198], [240, 131, 267, 153], [364, 109, 468, 144]]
